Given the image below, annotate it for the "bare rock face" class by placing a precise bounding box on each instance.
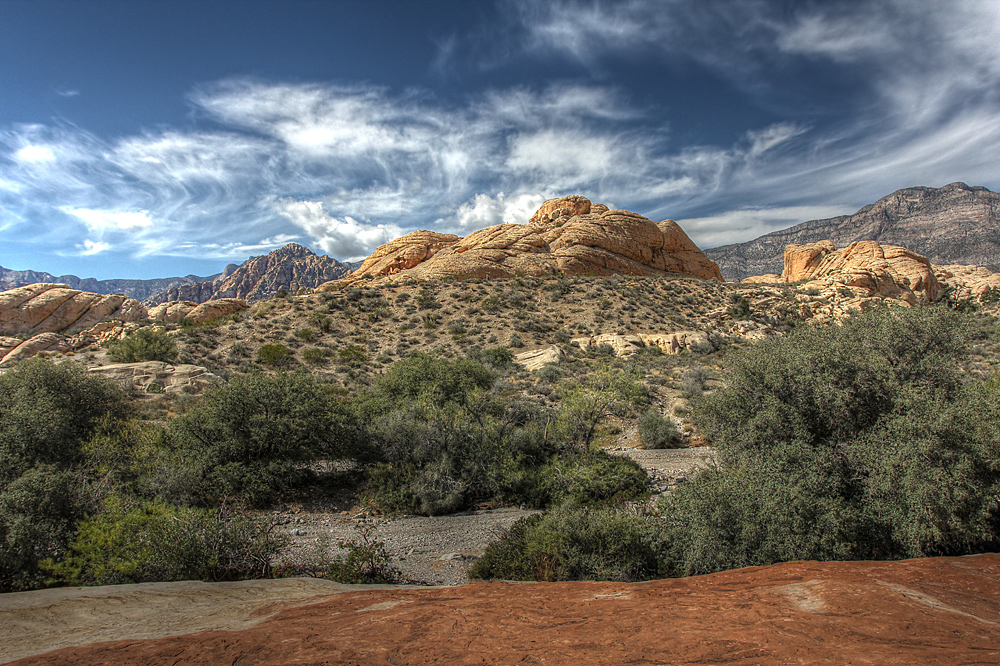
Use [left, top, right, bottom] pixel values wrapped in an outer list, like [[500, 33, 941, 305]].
[[573, 331, 715, 357], [147, 299, 247, 324], [935, 264, 1000, 302], [708, 182, 1000, 281], [335, 197, 722, 285], [782, 240, 940, 304], [89, 361, 220, 395], [514, 345, 564, 371], [0, 283, 145, 336], [146, 244, 350, 305], [346, 231, 461, 280]]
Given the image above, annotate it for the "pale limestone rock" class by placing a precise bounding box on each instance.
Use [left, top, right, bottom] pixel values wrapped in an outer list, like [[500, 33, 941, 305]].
[[147, 299, 246, 324], [514, 345, 564, 371], [0, 333, 70, 367], [89, 361, 220, 394], [572, 331, 714, 357], [934, 264, 1000, 301]]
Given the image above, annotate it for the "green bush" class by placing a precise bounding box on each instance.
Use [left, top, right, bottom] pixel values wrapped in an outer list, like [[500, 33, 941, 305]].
[[0, 360, 129, 591], [45, 498, 286, 586], [257, 343, 294, 367], [638, 410, 681, 449], [107, 328, 178, 363], [538, 450, 649, 506], [469, 505, 660, 582], [174, 372, 362, 506]]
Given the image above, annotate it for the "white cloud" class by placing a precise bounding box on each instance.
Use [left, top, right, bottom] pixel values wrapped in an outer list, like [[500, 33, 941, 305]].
[[454, 192, 547, 229], [274, 199, 405, 259], [14, 145, 56, 163], [78, 239, 111, 255], [62, 207, 154, 232], [676, 205, 852, 248]]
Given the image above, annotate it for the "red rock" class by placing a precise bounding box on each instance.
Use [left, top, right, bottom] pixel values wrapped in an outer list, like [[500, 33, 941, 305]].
[[6, 554, 999, 665]]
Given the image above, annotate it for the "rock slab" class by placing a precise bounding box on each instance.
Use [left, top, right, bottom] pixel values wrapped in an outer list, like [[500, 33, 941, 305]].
[[4, 554, 998, 665]]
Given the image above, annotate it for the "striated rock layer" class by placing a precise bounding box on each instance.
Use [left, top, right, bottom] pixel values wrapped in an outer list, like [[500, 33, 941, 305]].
[[0, 283, 144, 336], [708, 182, 1000, 281], [334, 196, 723, 285], [4, 554, 998, 665]]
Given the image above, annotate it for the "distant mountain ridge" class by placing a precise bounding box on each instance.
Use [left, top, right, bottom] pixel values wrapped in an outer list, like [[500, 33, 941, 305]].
[[705, 182, 1000, 281], [0, 267, 217, 302], [145, 243, 351, 305]]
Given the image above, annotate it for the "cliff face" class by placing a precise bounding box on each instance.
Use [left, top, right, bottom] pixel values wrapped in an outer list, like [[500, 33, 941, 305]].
[[336, 196, 723, 285], [146, 243, 351, 305], [707, 182, 1000, 281]]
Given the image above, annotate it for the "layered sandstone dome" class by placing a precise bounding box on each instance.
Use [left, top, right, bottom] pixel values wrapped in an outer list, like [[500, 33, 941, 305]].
[[335, 196, 723, 285]]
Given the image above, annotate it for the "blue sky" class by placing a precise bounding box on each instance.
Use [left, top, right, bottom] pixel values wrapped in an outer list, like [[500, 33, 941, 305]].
[[2, 0, 1000, 279]]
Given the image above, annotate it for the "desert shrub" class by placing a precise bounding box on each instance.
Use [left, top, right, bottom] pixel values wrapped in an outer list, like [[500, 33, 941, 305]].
[[107, 327, 178, 363], [294, 327, 317, 342], [535, 363, 562, 383], [638, 410, 682, 449], [554, 365, 645, 447], [320, 523, 399, 584], [173, 372, 361, 507], [45, 498, 285, 586], [537, 450, 648, 506], [0, 360, 130, 590], [466, 346, 514, 370], [257, 343, 294, 367], [302, 347, 329, 365], [668, 305, 1000, 573], [679, 366, 712, 398], [469, 505, 660, 582], [0, 465, 80, 591]]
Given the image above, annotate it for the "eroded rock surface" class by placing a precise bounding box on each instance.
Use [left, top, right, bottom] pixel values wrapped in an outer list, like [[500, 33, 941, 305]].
[[0, 284, 144, 336], [334, 197, 722, 285], [147, 299, 247, 324], [782, 240, 940, 304], [5, 555, 998, 665], [88, 361, 220, 394]]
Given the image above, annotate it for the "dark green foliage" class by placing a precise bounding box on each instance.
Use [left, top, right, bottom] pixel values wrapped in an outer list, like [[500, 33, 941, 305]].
[[0, 360, 130, 591], [107, 327, 178, 363], [174, 372, 361, 506], [469, 506, 660, 582], [981, 287, 1000, 304], [638, 410, 682, 449], [257, 343, 294, 366], [0, 359, 129, 482], [315, 523, 399, 584], [0, 466, 80, 591], [44, 499, 285, 586], [538, 451, 649, 506]]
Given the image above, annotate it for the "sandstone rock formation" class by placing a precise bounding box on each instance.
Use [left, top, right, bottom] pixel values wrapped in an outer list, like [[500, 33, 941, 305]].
[[147, 299, 247, 324], [572, 331, 715, 357], [334, 197, 722, 285], [146, 243, 350, 305], [89, 362, 220, 394], [0, 265, 216, 302], [781, 240, 940, 304], [0, 283, 145, 336], [935, 264, 1000, 303], [708, 182, 1000, 281], [6, 554, 998, 665], [514, 345, 564, 371]]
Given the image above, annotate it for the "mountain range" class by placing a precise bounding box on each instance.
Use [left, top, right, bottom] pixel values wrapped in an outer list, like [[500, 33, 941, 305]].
[[705, 182, 1000, 282]]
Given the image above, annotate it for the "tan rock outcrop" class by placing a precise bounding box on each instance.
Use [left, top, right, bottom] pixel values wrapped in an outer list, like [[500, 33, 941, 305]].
[[89, 361, 220, 394], [147, 299, 247, 324], [0, 332, 69, 367], [572, 331, 715, 357], [332, 197, 722, 285], [781, 240, 940, 304], [514, 345, 564, 371], [0, 283, 145, 336], [934, 264, 1000, 302]]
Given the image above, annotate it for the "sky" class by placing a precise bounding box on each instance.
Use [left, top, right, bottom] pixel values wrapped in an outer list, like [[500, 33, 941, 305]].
[[2, 0, 1000, 280]]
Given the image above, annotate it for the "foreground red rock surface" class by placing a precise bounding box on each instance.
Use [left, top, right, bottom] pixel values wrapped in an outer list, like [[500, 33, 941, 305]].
[[4, 554, 999, 665]]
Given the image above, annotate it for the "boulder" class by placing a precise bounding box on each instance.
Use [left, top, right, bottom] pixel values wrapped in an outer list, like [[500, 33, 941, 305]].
[[514, 345, 564, 371], [147, 299, 247, 324], [782, 240, 940, 304], [0, 283, 145, 336], [0, 332, 69, 367], [329, 197, 722, 286], [572, 331, 714, 357], [934, 264, 1000, 302]]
